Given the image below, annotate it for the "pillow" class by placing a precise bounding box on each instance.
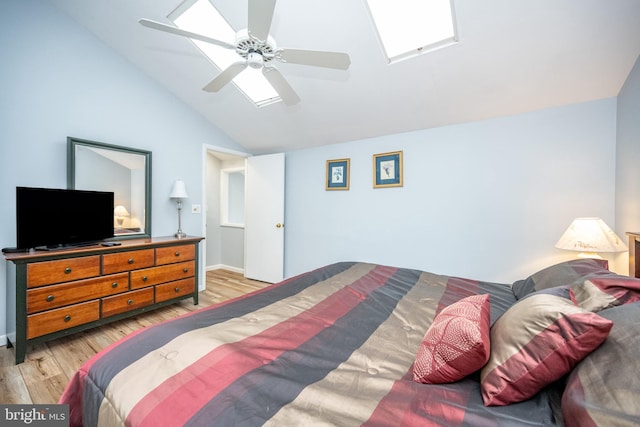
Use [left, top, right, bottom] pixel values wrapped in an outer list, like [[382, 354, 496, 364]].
[[480, 292, 613, 406], [413, 294, 491, 384], [570, 273, 640, 312], [512, 258, 609, 300], [562, 302, 640, 427]]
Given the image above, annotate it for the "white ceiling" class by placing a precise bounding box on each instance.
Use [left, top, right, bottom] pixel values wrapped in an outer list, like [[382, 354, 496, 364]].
[[49, 0, 640, 154]]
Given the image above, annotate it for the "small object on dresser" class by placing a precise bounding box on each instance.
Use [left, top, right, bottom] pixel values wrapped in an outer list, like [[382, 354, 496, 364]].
[[101, 242, 122, 247]]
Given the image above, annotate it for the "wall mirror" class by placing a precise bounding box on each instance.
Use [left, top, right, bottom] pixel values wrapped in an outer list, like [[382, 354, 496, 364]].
[[67, 137, 152, 239]]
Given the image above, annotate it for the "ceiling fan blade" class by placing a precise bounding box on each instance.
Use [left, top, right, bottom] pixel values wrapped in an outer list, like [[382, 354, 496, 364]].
[[276, 48, 351, 70], [248, 0, 277, 42], [262, 67, 300, 105], [139, 19, 236, 50], [203, 62, 248, 92]]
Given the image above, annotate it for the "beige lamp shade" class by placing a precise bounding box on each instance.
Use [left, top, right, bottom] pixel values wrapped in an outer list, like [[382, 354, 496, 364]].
[[170, 180, 189, 199], [114, 205, 130, 217], [555, 217, 627, 257]]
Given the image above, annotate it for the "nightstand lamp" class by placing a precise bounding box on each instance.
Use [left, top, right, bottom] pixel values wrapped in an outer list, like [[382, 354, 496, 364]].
[[170, 180, 189, 239], [555, 217, 627, 259], [113, 205, 130, 228]]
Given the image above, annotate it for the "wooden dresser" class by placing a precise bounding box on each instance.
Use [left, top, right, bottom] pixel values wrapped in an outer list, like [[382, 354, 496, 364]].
[[4, 236, 203, 364]]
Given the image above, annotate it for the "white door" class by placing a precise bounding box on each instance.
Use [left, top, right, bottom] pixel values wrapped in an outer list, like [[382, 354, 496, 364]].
[[244, 153, 285, 283]]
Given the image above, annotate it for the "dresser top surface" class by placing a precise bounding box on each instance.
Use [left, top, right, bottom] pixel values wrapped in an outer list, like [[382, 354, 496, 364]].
[[3, 236, 203, 263]]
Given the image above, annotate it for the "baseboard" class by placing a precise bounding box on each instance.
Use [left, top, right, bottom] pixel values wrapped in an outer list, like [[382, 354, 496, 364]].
[[0, 334, 7, 347], [206, 264, 244, 275]]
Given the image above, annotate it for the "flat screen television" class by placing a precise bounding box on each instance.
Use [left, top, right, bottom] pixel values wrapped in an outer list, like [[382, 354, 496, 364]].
[[16, 186, 115, 250]]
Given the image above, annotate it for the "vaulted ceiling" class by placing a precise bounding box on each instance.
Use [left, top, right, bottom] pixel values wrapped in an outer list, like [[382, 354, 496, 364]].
[[49, 0, 640, 154]]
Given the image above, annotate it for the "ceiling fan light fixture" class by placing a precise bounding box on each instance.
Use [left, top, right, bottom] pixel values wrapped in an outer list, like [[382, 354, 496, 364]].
[[169, 0, 278, 105], [149, 0, 350, 107], [247, 51, 264, 69]]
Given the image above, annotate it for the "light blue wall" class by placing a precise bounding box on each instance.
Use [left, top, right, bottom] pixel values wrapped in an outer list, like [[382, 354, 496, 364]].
[[616, 55, 640, 240], [0, 0, 634, 347], [285, 99, 619, 283], [0, 0, 244, 343]]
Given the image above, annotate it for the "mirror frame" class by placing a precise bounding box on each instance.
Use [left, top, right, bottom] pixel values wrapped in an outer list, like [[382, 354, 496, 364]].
[[67, 137, 152, 240]]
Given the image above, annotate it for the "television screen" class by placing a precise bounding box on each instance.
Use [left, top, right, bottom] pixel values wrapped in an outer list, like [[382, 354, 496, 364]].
[[16, 186, 115, 250]]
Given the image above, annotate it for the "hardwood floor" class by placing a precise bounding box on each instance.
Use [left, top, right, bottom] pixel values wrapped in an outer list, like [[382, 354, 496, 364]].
[[0, 269, 269, 405]]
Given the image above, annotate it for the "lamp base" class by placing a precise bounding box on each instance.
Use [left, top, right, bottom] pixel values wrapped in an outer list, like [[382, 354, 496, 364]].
[[174, 231, 187, 239], [577, 252, 602, 259]]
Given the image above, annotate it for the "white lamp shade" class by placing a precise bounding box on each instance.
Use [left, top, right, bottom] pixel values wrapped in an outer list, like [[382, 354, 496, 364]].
[[555, 217, 628, 254], [170, 180, 189, 199], [113, 205, 130, 217]]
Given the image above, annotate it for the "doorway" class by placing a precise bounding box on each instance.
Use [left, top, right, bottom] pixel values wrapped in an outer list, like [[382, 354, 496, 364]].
[[200, 146, 286, 286], [203, 146, 249, 275]]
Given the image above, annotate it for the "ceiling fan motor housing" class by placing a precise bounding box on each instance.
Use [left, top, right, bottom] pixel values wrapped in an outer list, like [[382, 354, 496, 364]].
[[235, 29, 275, 67]]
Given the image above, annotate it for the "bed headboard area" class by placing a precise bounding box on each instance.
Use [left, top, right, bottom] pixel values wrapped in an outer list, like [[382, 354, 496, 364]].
[[626, 232, 640, 278]]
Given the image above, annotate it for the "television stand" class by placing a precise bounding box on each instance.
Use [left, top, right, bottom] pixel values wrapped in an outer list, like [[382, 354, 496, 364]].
[[4, 235, 204, 364]]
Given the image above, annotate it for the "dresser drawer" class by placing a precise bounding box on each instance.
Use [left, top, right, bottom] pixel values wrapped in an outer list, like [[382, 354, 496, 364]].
[[155, 278, 195, 303], [130, 261, 196, 290], [27, 273, 129, 314], [102, 249, 155, 274], [27, 255, 101, 288], [102, 287, 155, 318], [156, 244, 195, 265], [27, 300, 100, 339]]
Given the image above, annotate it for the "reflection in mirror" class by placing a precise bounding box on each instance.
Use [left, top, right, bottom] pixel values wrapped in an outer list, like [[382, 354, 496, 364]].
[[67, 137, 152, 239]]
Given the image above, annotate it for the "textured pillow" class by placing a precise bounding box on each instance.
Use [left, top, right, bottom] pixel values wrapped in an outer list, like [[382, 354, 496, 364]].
[[413, 294, 491, 384], [562, 302, 640, 427], [480, 293, 613, 406], [512, 258, 609, 300]]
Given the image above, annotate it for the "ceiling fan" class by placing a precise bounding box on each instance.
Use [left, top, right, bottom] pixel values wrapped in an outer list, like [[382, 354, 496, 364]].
[[139, 0, 351, 105]]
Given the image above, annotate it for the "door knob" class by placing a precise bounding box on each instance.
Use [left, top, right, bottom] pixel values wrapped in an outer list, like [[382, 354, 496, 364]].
[[276, 223, 284, 228]]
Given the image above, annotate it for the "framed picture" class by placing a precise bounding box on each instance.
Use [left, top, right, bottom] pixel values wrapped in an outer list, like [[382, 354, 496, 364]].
[[326, 158, 350, 190], [373, 151, 403, 188]]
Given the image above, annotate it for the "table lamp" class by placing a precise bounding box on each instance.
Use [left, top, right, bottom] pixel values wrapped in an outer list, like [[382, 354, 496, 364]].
[[113, 205, 130, 228], [170, 180, 189, 238], [555, 217, 627, 258]]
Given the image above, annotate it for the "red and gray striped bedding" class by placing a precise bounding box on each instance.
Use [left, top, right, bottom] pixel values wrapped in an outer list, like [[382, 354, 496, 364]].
[[59, 262, 559, 426]]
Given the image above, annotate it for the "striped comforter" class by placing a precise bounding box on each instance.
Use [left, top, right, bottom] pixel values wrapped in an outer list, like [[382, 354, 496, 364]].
[[59, 262, 558, 426]]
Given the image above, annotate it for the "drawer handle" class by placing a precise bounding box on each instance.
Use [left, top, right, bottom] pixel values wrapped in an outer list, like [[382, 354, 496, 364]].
[[64, 267, 72, 274], [174, 287, 180, 293], [183, 268, 189, 273], [127, 299, 134, 305], [46, 295, 55, 302], [142, 276, 148, 282], [128, 258, 135, 264], [175, 252, 180, 257], [112, 282, 118, 288], [64, 315, 72, 322]]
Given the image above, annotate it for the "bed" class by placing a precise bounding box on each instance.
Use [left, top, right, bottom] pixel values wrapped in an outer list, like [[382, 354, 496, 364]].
[[59, 257, 640, 427]]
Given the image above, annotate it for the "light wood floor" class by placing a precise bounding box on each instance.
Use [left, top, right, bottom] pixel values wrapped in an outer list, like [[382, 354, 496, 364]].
[[0, 269, 269, 404]]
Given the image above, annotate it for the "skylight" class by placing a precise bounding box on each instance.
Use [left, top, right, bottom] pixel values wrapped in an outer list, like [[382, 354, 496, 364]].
[[168, 0, 281, 107], [365, 0, 457, 63]]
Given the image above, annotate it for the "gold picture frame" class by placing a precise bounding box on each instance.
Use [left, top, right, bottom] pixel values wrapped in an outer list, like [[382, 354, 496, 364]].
[[326, 158, 350, 190], [373, 151, 403, 188]]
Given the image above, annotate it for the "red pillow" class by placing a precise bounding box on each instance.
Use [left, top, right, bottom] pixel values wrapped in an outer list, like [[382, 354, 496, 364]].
[[571, 273, 640, 311], [480, 293, 613, 406], [413, 294, 491, 384]]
